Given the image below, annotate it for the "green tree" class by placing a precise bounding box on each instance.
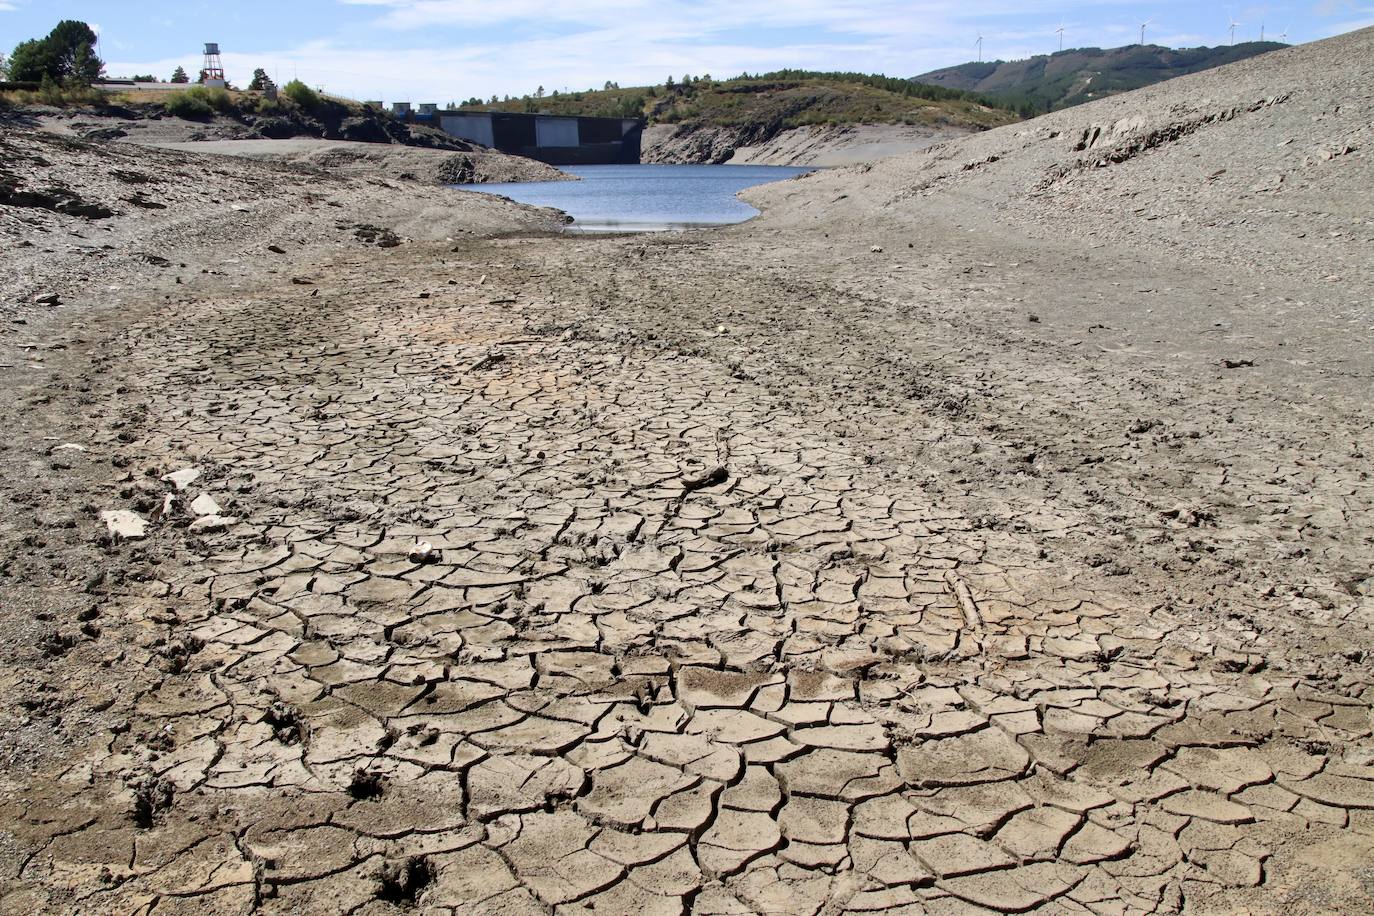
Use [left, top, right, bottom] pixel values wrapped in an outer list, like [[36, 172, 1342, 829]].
[[247, 68, 274, 91], [170, 65, 189, 83], [8, 20, 104, 84], [8, 40, 51, 83], [129, 73, 155, 82]]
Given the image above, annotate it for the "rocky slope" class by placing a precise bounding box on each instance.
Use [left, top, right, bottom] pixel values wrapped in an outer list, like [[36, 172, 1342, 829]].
[[18, 93, 466, 147], [644, 121, 972, 166], [0, 125, 564, 320], [145, 138, 571, 185]]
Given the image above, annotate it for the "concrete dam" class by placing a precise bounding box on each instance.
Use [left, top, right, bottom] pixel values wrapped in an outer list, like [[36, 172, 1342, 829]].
[[426, 110, 644, 165]]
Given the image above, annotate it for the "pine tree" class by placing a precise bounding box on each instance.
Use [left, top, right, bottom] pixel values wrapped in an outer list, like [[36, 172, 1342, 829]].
[[170, 65, 189, 83], [8, 20, 104, 84]]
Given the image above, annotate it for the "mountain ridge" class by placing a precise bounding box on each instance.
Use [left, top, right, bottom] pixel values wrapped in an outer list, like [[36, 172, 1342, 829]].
[[915, 41, 1287, 114]]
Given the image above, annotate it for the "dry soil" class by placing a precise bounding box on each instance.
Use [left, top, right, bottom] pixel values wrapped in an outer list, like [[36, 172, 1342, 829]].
[[0, 28, 1371, 916]]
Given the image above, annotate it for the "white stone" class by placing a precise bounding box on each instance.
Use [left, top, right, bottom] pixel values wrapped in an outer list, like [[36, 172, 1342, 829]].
[[190, 494, 222, 516], [189, 515, 237, 533], [101, 510, 147, 540], [409, 541, 440, 563], [161, 468, 201, 490]]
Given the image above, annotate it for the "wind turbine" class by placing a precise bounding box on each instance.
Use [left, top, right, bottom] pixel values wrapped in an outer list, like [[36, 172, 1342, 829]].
[[1260, 21, 1265, 41], [976, 34, 984, 62], [1139, 18, 1151, 45], [1278, 25, 1289, 42], [1228, 13, 1241, 45], [1055, 23, 1065, 51]]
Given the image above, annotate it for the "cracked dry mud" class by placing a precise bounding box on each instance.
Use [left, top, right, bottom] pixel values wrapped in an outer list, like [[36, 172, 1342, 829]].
[[3, 28, 1374, 916]]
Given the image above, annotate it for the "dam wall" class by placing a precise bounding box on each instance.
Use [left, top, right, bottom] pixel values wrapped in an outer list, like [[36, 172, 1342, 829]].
[[435, 111, 644, 165]]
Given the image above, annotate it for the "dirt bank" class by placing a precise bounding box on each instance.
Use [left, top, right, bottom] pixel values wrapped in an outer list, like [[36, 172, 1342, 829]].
[[1, 27, 1372, 916], [146, 138, 571, 185], [726, 123, 972, 166], [644, 120, 979, 165]]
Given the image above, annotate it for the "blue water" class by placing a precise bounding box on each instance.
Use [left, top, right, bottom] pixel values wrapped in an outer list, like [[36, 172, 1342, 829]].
[[463, 163, 813, 232]]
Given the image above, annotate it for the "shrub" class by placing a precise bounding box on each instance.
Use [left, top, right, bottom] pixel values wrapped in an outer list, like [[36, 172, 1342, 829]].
[[193, 85, 233, 111], [164, 89, 213, 118], [163, 85, 234, 119], [282, 79, 319, 109]]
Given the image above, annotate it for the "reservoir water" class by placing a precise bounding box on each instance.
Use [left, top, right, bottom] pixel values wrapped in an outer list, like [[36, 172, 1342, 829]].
[[462, 163, 813, 232]]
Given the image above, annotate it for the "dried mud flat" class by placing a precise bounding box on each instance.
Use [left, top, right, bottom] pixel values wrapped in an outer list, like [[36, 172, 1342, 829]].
[[1, 29, 1373, 916]]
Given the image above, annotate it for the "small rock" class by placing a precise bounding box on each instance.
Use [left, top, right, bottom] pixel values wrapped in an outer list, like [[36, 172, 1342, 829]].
[[101, 510, 148, 541], [266, 244, 286, 254], [34, 292, 61, 306], [409, 541, 440, 564], [189, 515, 237, 533], [189, 494, 222, 517], [160, 468, 200, 490], [870, 245, 884, 253], [151, 493, 175, 521]]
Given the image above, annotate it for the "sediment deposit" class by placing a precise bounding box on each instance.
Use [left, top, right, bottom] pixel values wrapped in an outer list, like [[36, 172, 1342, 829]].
[[1, 28, 1371, 916], [643, 122, 971, 167]]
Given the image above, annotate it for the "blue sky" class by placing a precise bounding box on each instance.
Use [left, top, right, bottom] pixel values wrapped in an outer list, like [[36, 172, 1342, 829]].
[[2, 0, 1370, 102]]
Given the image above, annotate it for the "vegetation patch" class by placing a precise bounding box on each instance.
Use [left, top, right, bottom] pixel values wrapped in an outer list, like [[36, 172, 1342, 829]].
[[163, 85, 234, 119], [282, 79, 322, 110]]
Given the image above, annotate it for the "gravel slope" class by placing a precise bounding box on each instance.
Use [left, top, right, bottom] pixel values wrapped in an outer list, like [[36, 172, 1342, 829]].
[[145, 138, 572, 185]]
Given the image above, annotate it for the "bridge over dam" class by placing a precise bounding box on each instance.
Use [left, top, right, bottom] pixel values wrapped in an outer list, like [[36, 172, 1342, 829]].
[[403, 108, 644, 165]]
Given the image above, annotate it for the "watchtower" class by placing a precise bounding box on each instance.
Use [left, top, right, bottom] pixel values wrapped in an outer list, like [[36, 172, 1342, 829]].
[[202, 43, 227, 88]]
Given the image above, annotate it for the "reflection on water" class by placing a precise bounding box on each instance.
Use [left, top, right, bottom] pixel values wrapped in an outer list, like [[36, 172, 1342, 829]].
[[462, 163, 814, 232]]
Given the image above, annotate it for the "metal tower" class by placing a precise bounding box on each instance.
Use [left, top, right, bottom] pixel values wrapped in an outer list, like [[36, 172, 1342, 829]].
[[202, 43, 226, 88]]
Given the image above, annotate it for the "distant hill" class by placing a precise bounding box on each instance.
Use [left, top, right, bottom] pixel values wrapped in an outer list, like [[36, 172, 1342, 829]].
[[914, 42, 1287, 115], [462, 71, 1018, 132]]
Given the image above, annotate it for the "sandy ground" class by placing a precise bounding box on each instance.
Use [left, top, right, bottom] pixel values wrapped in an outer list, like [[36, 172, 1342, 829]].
[[1, 28, 1372, 916]]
